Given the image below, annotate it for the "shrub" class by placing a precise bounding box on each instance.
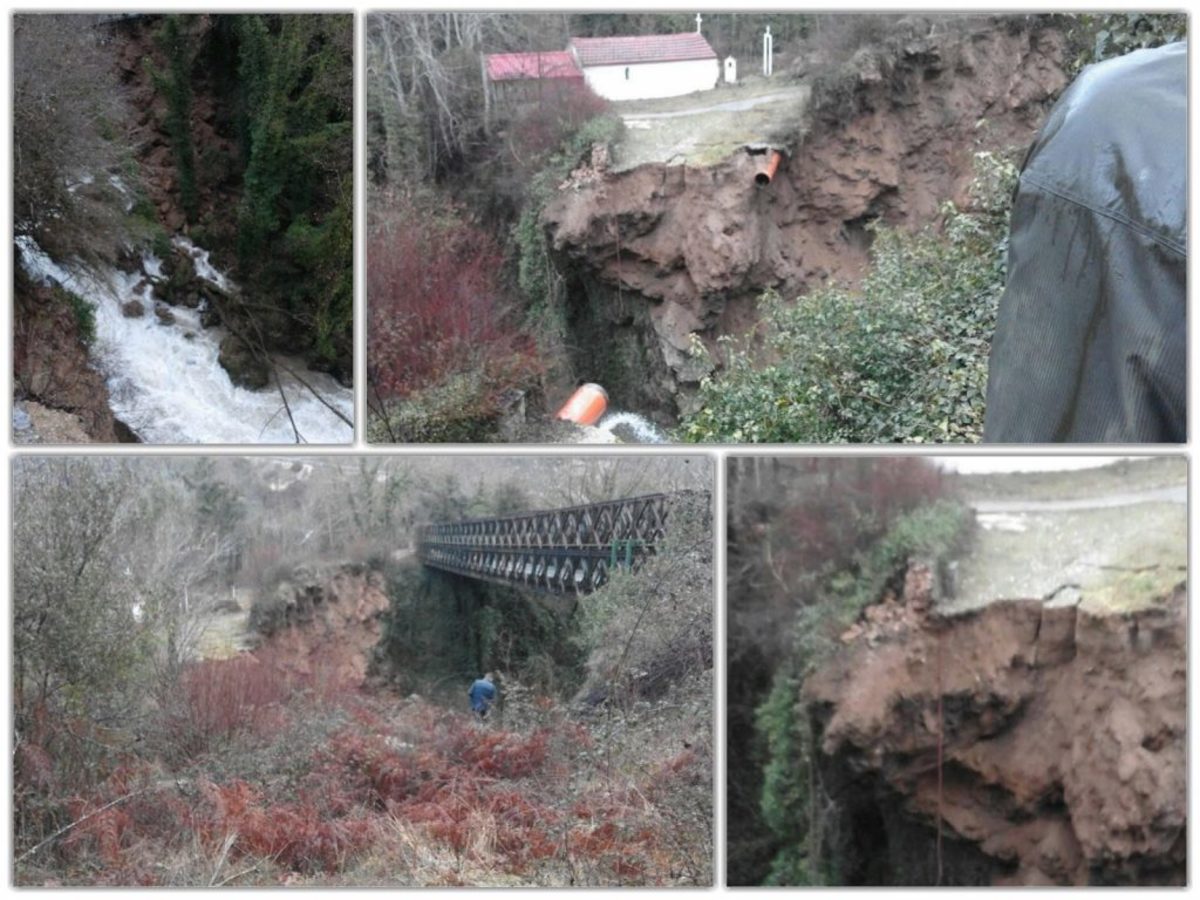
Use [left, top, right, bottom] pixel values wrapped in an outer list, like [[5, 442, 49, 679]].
[[680, 151, 1017, 444], [159, 654, 295, 759], [753, 497, 972, 886], [16, 684, 708, 886], [576, 494, 712, 683], [369, 361, 534, 444], [506, 82, 610, 175], [513, 113, 624, 316], [367, 193, 542, 440], [199, 778, 375, 874], [53, 285, 96, 346], [790, 499, 971, 670], [1068, 13, 1186, 68]]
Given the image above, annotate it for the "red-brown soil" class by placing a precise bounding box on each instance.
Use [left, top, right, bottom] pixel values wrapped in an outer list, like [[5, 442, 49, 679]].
[[114, 15, 241, 236], [251, 566, 391, 689], [543, 22, 1069, 418], [13, 280, 119, 442], [804, 583, 1186, 885]]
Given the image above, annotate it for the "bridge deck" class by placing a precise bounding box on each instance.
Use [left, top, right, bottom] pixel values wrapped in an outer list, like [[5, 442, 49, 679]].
[[416, 491, 703, 595]]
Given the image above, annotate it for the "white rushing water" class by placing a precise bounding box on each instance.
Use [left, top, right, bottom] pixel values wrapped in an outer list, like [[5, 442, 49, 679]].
[[596, 411, 667, 444], [16, 236, 353, 444]]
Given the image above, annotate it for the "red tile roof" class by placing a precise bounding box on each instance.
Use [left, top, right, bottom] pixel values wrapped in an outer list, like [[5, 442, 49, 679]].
[[568, 33, 717, 68], [485, 51, 582, 82]]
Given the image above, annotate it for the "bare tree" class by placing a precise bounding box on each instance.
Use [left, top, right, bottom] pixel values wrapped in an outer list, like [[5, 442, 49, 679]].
[[367, 12, 572, 180], [13, 15, 136, 261], [13, 459, 149, 733]]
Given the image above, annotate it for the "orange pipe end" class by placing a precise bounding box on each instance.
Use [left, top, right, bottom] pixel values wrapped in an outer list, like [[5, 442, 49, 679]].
[[556, 383, 609, 427], [754, 149, 783, 186]]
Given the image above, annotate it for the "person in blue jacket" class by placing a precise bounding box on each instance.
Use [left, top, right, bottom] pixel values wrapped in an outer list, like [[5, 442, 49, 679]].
[[468, 673, 497, 721]]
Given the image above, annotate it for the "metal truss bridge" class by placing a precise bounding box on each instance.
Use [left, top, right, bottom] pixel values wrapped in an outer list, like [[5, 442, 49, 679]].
[[416, 491, 706, 596]]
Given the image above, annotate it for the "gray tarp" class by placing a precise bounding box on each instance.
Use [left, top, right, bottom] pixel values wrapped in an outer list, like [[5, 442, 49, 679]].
[[984, 41, 1186, 443]]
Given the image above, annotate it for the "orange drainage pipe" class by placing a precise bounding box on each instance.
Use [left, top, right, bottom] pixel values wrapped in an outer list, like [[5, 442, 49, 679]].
[[754, 149, 783, 186], [556, 383, 609, 427]]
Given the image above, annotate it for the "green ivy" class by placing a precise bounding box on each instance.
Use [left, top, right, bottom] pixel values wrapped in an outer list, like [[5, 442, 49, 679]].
[[154, 16, 199, 222], [54, 285, 96, 347], [754, 499, 971, 885], [1072, 13, 1186, 69], [756, 671, 809, 849], [680, 151, 1017, 444], [513, 114, 624, 316]]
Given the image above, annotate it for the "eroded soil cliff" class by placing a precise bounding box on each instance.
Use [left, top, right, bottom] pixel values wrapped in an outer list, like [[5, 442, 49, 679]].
[[247, 564, 391, 687], [544, 22, 1069, 420], [114, 15, 241, 240], [804, 580, 1186, 885], [13, 279, 121, 443]]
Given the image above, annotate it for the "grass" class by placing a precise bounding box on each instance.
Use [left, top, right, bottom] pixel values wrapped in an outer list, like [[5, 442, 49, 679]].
[[611, 80, 810, 170], [1084, 568, 1184, 615], [53, 285, 96, 347], [1079, 528, 1187, 615], [15, 679, 712, 887]]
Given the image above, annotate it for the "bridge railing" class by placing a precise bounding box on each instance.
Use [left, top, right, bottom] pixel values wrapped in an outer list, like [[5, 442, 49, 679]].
[[416, 490, 706, 596]]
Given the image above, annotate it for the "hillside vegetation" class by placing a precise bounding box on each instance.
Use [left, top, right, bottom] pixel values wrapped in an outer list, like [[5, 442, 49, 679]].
[[679, 14, 1184, 443], [13, 457, 713, 886], [365, 12, 806, 440], [365, 13, 1183, 442], [13, 14, 353, 440]]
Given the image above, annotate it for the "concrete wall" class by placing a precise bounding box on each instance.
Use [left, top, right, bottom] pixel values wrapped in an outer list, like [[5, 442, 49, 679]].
[[581, 58, 719, 101]]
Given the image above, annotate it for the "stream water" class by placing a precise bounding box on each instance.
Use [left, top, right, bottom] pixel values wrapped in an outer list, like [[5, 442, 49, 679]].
[[16, 236, 353, 444], [595, 411, 667, 443]]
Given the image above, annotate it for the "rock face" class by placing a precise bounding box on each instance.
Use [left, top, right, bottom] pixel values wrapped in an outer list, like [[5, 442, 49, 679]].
[[218, 335, 270, 390], [13, 279, 119, 442], [248, 564, 391, 688], [114, 16, 241, 241], [804, 585, 1186, 885], [543, 22, 1069, 421]]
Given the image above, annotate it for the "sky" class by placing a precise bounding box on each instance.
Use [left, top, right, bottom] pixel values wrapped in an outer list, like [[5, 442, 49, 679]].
[[933, 456, 1134, 474]]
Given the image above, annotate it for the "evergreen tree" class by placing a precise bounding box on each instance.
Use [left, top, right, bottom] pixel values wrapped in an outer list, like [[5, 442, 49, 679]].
[[158, 16, 199, 222]]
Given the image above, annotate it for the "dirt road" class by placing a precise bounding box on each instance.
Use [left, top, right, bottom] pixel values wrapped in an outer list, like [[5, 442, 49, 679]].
[[611, 80, 809, 170], [620, 89, 805, 121], [948, 484, 1186, 615], [969, 484, 1185, 514]]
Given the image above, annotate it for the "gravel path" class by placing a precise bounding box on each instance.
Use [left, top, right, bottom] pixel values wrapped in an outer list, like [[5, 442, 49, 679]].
[[620, 89, 805, 121], [611, 82, 809, 170], [969, 484, 1186, 514]]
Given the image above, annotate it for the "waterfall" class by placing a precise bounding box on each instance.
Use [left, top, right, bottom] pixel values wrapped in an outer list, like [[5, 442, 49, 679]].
[[596, 411, 668, 444], [16, 235, 353, 444]]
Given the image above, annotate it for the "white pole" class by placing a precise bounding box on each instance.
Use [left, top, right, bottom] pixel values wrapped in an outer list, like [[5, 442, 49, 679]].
[[763, 26, 773, 77], [481, 54, 491, 136], [695, 12, 703, 33]]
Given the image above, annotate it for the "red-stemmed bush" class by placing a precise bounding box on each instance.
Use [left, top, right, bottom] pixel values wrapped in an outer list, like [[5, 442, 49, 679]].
[[506, 82, 609, 169], [18, 689, 703, 886], [778, 457, 949, 576], [161, 655, 296, 759], [367, 195, 541, 403]]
